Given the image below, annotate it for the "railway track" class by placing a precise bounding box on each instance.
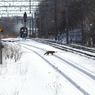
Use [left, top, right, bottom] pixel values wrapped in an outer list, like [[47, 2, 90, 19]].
[[1, 38, 95, 60], [32, 38, 95, 60], [2, 38, 95, 94], [20, 42, 95, 95]]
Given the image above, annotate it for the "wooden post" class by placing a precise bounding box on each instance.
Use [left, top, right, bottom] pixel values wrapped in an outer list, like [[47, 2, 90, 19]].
[[0, 32, 2, 64]]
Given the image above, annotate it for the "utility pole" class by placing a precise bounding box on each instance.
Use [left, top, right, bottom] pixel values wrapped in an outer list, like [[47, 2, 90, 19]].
[[82, 18, 84, 45], [81, 3, 84, 45], [39, 13, 42, 37], [54, 0, 57, 40], [32, 14, 34, 36], [29, 0, 32, 37], [65, 0, 69, 44], [34, 12, 36, 37], [0, 29, 3, 64], [29, 0, 31, 14], [29, 17, 32, 37], [46, 1, 48, 38]]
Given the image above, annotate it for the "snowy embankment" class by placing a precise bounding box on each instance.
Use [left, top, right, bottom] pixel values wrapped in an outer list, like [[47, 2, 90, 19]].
[[0, 38, 95, 95]]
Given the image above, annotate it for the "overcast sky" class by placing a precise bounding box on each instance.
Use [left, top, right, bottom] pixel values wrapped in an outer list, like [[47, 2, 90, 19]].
[[0, 1, 39, 17]]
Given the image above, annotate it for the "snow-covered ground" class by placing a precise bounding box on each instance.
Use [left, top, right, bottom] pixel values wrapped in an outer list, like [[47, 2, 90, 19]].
[[0, 38, 95, 95]]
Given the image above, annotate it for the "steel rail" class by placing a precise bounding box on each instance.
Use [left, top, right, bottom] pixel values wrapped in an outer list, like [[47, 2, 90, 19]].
[[33, 38, 95, 60], [21, 44, 90, 95]]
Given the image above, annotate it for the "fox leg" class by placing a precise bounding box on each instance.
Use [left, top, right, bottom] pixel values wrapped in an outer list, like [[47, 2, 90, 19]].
[[45, 52, 50, 55], [51, 53, 53, 55]]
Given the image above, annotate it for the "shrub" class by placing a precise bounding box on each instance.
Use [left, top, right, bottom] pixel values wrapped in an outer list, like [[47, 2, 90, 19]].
[[2, 42, 23, 63]]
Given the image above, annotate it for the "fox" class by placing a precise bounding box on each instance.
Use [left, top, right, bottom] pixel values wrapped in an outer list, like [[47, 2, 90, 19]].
[[44, 51, 55, 55]]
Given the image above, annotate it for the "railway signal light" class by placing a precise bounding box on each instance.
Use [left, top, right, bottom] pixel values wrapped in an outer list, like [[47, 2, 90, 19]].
[[23, 12, 27, 22], [0, 29, 3, 32]]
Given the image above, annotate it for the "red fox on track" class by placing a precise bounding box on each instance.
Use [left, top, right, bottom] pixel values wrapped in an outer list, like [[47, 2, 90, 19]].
[[44, 51, 55, 55]]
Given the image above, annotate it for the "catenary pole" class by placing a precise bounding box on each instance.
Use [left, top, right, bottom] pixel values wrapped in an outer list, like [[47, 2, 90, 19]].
[[29, 0, 32, 36], [34, 12, 36, 37], [46, 1, 48, 38], [66, 0, 69, 44], [54, 0, 57, 40]]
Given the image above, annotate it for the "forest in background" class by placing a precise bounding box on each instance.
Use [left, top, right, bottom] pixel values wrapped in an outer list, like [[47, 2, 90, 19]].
[[36, 0, 95, 46], [0, 0, 95, 47]]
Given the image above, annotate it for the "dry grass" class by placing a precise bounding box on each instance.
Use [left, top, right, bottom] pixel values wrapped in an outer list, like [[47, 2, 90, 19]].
[[2, 42, 23, 63]]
